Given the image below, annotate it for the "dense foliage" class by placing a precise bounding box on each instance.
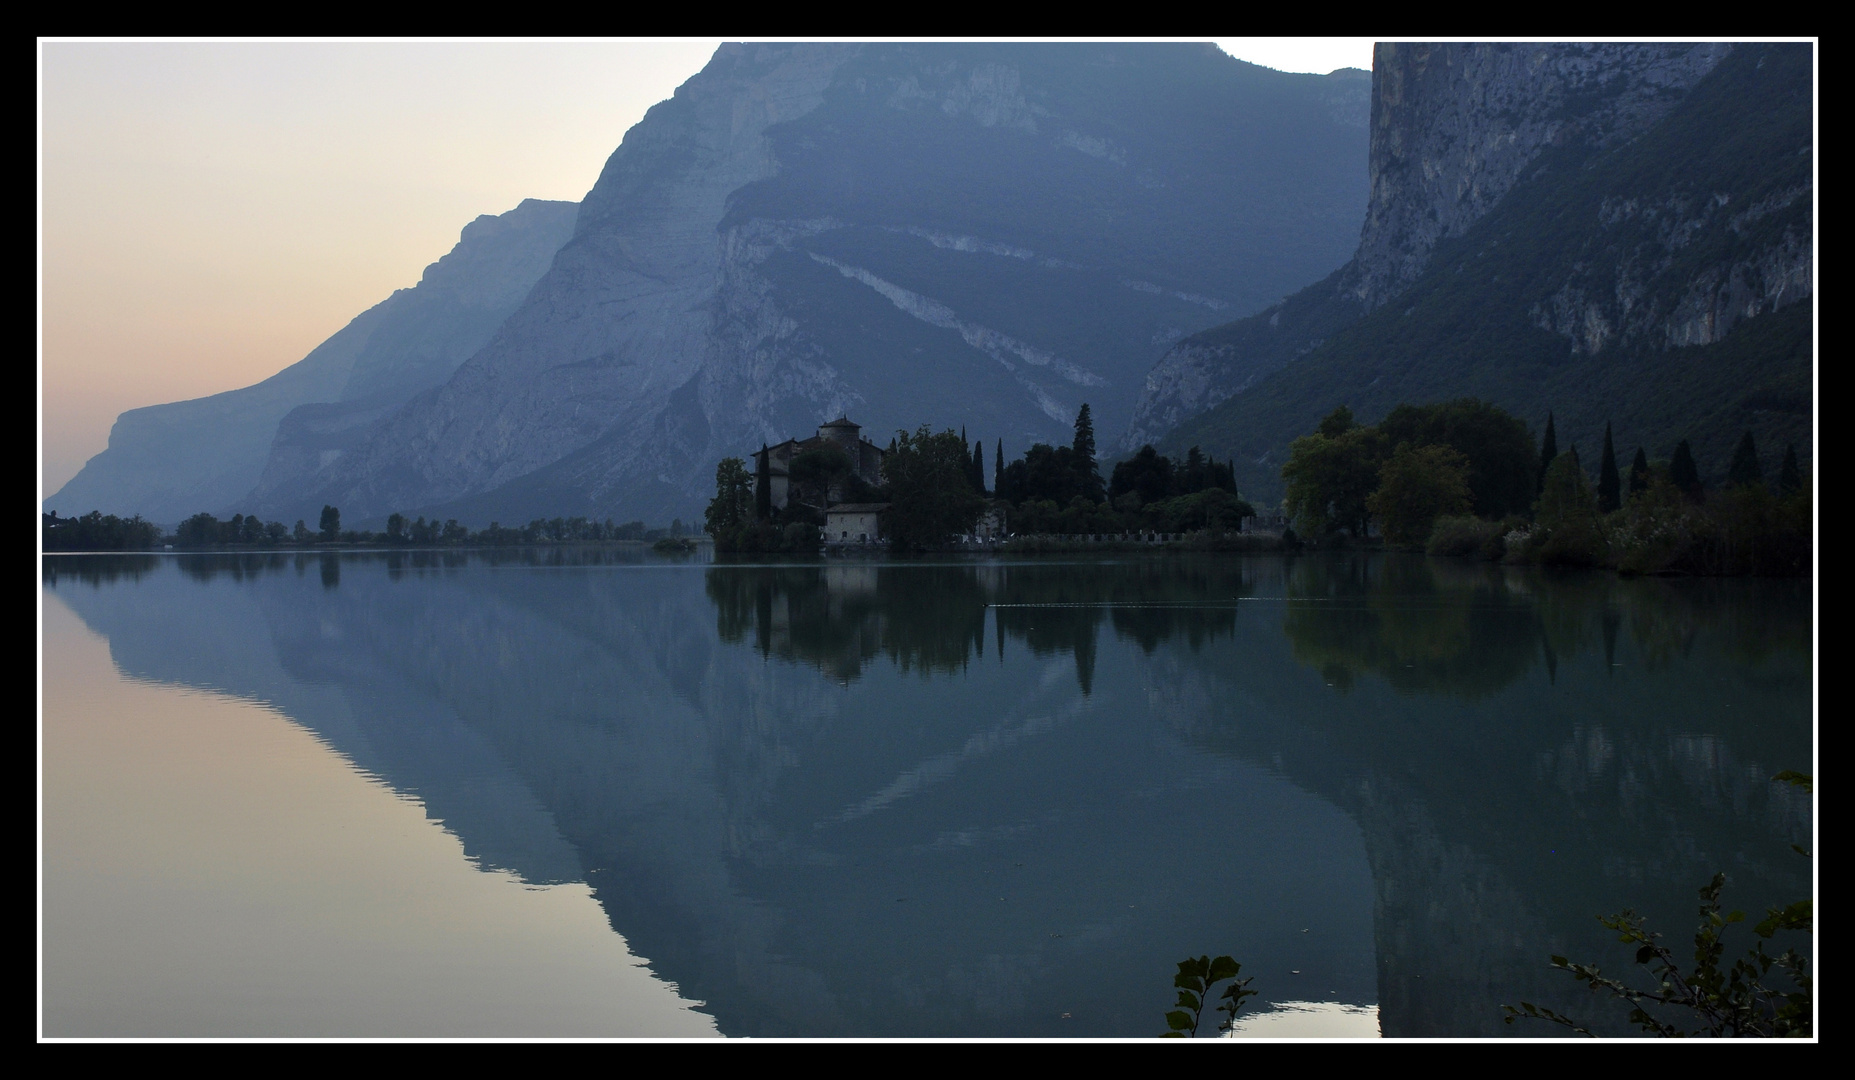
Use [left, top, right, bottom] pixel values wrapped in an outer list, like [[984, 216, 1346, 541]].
[[1368, 444, 1472, 547], [1279, 399, 1810, 576], [705, 458, 756, 548], [882, 425, 987, 552], [1284, 399, 1529, 544]]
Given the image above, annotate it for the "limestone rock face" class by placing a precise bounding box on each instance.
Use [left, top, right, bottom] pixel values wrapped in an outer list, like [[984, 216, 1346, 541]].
[[1144, 43, 1812, 504], [1528, 184, 1812, 356], [280, 43, 1374, 525], [48, 198, 577, 525], [1345, 42, 1731, 310], [1124, 42, 1738, 452]]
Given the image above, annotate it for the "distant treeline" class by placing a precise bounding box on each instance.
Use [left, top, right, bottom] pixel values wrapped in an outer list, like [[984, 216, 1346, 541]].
[[42, 511, 162, 551], [1279, 398, 1811, 576], [42, 504, 696, 551]]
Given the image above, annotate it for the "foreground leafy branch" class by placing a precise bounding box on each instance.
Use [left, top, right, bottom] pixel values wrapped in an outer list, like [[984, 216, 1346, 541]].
[[1504, 773, 1813, 1037], [1163, 955, 1257, 1037]]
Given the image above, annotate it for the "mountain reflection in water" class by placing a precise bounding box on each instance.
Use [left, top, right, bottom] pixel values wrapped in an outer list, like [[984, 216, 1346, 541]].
[[44, 551, 1811, 1037]]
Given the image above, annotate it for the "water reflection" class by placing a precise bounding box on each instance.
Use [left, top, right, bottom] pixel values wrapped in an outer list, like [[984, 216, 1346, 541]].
[[708, 559, 1251, 693], [43, 551, 1811, 1037]]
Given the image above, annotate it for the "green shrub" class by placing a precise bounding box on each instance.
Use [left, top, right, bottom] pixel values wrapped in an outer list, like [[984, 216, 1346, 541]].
[[1425, 515, 1504, 557]]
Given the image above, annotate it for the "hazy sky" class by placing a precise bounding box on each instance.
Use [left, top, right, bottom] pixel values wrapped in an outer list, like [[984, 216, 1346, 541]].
[[37, 39, 1376, 497]]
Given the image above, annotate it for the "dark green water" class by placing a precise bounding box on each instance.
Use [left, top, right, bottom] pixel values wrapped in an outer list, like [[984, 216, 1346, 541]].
[[41, 550, 1813, 1037]]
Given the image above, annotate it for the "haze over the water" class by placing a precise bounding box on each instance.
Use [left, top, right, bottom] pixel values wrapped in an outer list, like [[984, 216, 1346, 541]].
[[37, 39, 1373, 497]]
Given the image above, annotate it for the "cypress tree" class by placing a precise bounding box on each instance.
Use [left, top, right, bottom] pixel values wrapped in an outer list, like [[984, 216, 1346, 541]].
[[995, 439, 1003, 495], [1727, 430, 1763, 488], [1073, 403, 1104, 501], [755, 445, 771, 519], [1185, 446, 1206, 494], [1778, 443, 1802, 496], [1669, 440, 1702, 502], [1597, 422, 1620, 514], [1537, 412, 1558, 495], [1629, 447, 1650, 497], [972, 440, 986, 494]]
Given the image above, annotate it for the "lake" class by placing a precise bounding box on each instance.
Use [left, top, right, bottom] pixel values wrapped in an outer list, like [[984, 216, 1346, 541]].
[[39, 549, 1813, 1038]]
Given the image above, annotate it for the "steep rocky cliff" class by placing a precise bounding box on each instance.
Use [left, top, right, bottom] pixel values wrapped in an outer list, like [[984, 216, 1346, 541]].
[[272, 43, 1372, 525], [1144, 43, 1812, 504], [47, 199, 577, 524], [1125, 42, 1738, 452]]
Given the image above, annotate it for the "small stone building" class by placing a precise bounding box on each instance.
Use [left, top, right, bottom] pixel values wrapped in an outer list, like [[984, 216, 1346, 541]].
[[753, 417, 887, 512], [825, 503, 889, 545]]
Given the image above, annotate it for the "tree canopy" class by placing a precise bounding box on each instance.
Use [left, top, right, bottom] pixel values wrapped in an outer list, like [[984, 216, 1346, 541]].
[[706, 457, 755, 541], [882, 425, 986, 552], [1283, 410, 1387, 538], [1368, 443, 1472, 547]]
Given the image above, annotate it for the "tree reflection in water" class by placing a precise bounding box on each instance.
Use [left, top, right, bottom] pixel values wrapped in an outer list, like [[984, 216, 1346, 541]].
[[705, 558, 1256, 694]]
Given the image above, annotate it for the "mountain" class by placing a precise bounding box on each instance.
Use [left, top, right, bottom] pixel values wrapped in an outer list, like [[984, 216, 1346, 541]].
[[261, 43, 1373, 526], [45, 198, 578, 525], [1133, 43, 1812, 504]]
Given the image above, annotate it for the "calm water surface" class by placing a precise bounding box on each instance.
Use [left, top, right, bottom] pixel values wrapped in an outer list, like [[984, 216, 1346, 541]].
[[40, 550, 1813, 1037]]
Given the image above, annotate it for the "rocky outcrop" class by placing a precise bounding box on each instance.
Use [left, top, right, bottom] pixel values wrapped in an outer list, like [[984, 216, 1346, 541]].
[[268, 43, 1373, 525], [1531, 184, 1813, 354], [1145, 43, 1813, 504], [1123, 268, 1360, 452], [48, 198, 577, 525], [1344, 42, 1731, 310], [1124, 42, 1736, 451]]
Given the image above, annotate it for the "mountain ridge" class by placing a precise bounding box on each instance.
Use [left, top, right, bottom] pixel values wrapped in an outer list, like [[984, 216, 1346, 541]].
[[47, 198, 578, 525], [261, 43, 1374, 526]]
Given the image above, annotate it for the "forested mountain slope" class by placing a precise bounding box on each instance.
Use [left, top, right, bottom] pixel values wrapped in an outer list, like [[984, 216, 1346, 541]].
[[1151, 44, 1811, 503]]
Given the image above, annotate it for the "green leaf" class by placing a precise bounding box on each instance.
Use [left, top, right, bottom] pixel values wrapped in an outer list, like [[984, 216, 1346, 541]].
[[1165, 1011, 1194, 1031], [1208, 955, 1241, 983], [1636, 945, 1657, 964], [1176, 991, 1199, 1009], [1772, 770, 1812, 793], [1160, 1031, 1185, 1038]]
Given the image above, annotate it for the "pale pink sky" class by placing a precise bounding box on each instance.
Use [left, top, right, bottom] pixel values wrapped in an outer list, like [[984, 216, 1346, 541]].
[[37, 39, 1375, 497]]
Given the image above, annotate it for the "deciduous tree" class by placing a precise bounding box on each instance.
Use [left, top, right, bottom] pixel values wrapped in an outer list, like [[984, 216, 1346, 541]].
[[882, 426, 985, 552], [706, 457, 755, 543], [1368, 443, 1473, 547], [1282, 415, 1387, 539]]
